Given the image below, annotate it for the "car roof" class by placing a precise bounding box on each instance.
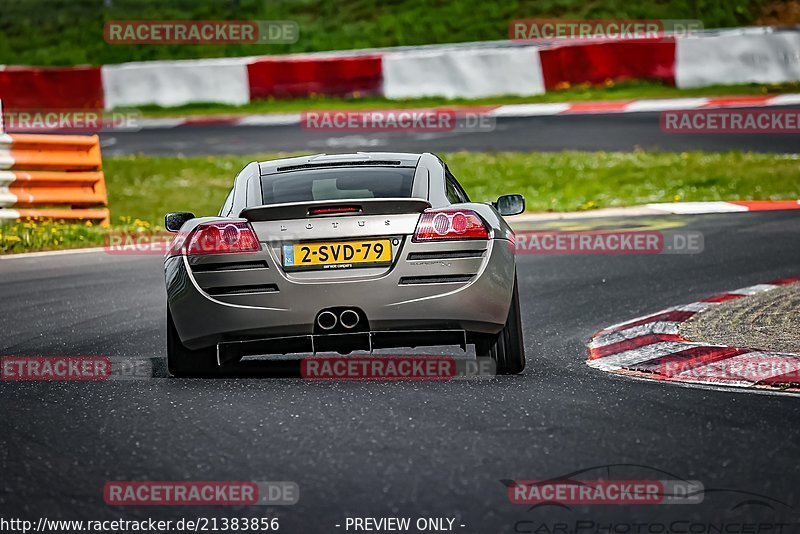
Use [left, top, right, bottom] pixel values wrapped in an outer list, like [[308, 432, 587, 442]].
[[257, 152, 424, 176]]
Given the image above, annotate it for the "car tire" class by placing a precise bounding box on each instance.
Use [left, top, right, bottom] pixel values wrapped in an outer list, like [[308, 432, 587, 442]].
[[475, 275, 526, 375], [167, 309, 219, 377]]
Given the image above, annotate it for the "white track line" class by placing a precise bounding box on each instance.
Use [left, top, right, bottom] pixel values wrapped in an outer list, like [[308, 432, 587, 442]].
[[489, 103, 571, 117], [645, 201, 750, 214], [767, 94, 800, 106], [624, 98, 709, 112], [729, 283, 778, 295], [0, 247, 107, 260]]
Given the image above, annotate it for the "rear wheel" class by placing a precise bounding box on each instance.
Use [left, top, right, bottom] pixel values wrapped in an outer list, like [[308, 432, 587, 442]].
[[475, 276, 526, 375], [167, 309, 219, 377]]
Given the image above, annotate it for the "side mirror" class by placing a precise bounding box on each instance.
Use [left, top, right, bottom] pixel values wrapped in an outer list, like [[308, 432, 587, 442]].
[[496, 194, 525, 216], [165, 212, 195, 233]]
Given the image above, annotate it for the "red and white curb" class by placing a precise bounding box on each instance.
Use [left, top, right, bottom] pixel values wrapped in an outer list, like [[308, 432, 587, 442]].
[[644, 200, 800, 214], [587, 278, 800, 391], [511, 200, 800, 223], [128, 93, 800, 130], [490, 93, 800, 117]]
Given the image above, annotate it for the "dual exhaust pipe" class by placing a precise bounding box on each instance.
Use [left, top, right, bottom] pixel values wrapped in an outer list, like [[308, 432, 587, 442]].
[[317, 309, 360, 331]]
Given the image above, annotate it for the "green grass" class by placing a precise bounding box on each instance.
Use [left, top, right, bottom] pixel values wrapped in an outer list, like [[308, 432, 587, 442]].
[[103, 154, 256, 225], [445, 151, 800, 212], [104, 150, 800, 221], [0, 0, 775, 66], [0, 217, 153, 254], [132, 81, 800, 117], [4, 149, 799, 254]]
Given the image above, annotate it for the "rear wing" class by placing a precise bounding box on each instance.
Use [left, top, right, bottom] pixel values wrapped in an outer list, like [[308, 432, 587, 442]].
[[240, 198, 431, 221]]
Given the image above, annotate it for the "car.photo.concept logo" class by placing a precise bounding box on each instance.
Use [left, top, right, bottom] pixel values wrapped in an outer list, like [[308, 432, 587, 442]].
[[505, 464, 794, 533]]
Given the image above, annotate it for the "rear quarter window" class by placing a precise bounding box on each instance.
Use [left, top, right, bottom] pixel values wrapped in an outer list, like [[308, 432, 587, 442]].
[[445, 168, 470, 204]]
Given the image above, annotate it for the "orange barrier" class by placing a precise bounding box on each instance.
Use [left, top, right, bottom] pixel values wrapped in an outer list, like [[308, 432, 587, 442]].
[[0, 133, 109, 224]]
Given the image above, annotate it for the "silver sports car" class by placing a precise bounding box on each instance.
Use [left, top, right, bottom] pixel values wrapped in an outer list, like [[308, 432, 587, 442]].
[[164, 152, 526, 376]]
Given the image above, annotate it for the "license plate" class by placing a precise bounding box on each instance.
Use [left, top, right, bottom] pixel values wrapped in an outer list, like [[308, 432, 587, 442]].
[[283, 239, 392, 271]]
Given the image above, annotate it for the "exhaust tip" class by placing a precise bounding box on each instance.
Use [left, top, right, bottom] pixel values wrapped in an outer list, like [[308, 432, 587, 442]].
[[317, 310, 338, 330], [339, 309, 360, 329]]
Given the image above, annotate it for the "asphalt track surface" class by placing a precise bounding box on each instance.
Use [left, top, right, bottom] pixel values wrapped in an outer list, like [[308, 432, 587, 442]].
[[2, 211, 799, 531], [102, 109, 800, 156]]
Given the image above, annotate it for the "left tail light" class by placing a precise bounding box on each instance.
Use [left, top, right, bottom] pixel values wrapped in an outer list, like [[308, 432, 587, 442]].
[[413, 209, 490, 242], [170, 221, 260, 256]]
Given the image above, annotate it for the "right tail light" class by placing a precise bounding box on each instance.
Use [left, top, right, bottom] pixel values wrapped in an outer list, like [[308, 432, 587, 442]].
[[413, 209, 489, 242]]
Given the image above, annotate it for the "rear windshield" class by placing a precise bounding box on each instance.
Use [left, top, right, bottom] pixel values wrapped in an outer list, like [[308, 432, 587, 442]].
[[260, 167, 415, 204]]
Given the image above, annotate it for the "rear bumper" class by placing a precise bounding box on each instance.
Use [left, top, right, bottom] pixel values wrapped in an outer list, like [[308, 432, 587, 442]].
[[166, 237, 515, 351]]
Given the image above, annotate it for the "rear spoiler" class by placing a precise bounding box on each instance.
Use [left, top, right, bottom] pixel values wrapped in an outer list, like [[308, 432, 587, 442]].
[[240, 198, 432, 221]]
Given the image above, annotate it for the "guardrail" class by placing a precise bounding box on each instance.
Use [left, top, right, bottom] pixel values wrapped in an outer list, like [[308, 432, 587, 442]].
[[0, 122, 110, 224], [2, 26, 797, 109]]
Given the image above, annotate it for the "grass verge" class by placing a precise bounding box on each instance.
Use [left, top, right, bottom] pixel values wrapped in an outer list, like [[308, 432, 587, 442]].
[[2, 150, 799, 254], [1, 0, 773, 66], [0, 217, 156, 255], [132, 81, 800, 117]]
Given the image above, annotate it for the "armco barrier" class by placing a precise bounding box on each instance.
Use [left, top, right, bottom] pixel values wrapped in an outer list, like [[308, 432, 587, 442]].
[[247, 55, 383, 99], [382, 47, 545, 99], [102, 58, 251, 109], [539, 38, 676, 89], [0, 66, 103, 109], [1, 27, 799, 109], [676, 32, 800, 88], [0, 132, 109, 223]]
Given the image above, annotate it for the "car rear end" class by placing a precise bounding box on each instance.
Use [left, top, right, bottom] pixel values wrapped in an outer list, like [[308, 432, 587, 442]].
[[165, 158, 516, 362]]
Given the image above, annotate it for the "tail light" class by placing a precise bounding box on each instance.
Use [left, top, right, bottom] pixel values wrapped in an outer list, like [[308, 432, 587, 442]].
[[308, 205, 361, 216], [413, 209, 489, 242], [170, 221, 260, 256]]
